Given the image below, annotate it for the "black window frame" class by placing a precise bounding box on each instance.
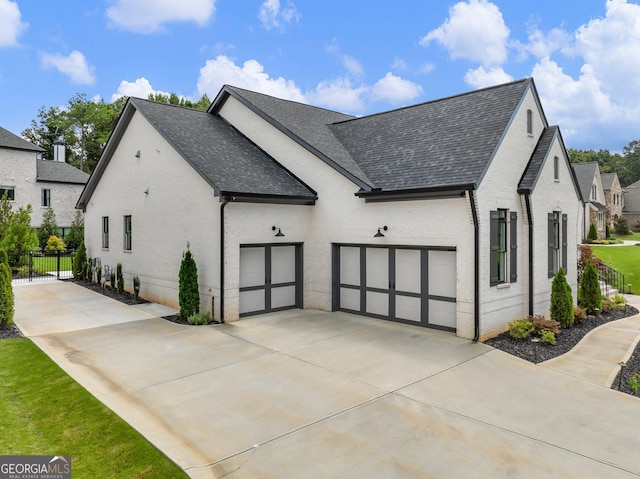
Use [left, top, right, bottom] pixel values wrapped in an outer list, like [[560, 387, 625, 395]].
[[123, 215, 132, 251], [0, 187, 15, 201], [490, 209, 517, 286], [553, 156, 559, 181], [548, 212, 568, 277], [102, 216, 109, 249], [526, 109, 533, 135], [41, 188, 51, 207]]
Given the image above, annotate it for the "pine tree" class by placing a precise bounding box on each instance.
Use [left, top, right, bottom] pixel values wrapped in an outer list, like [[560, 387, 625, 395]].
[[578, 259, 602, 314], [0, 249, 14, 327], [38, 206, 59, 251], [66, 210, 84, 250], [73, 240, 87, 280], [550, 267, 574, 328], [587, 223, 598, 242], [179, 249, 199, 319]]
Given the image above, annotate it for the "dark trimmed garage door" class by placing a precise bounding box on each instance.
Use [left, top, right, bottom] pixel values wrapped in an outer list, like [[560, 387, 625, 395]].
[[333, 245, 457, 331], [239, 244, 302, 316]]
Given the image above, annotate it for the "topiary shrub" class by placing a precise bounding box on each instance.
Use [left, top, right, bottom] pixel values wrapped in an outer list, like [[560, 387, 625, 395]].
[[614, 216, 629, 235], [587, 223, 598, 242], [179, 249, 199, 320], [578, 259, 602, 314], [73, 240, 87, 281], [45, 235, 66, 252], [0, 248, 14, 327], [550, 268, 574, 328], [116, 263, 124, 295], [133, 276, 140, 302], [508, 319, 534, 340]]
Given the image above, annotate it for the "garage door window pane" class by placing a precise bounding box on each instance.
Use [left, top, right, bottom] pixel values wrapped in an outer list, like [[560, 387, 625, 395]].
[[340, 247, 360, 286], [272, 246, 295, 284], [340, 288, 360, 311], [396, 295, 421, 322], [272, 285, 296, 309], [239, 290, 265, 314], [240, 248, 265, 288], [366, 291, 388, 316], [366, 248, 388, 290], [429, 300, 456, 329], [395, 249, 421, 294], [429, 251, 456, 298]]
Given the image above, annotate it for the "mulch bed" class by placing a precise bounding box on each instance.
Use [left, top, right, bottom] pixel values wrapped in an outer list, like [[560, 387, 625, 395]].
[[484, 305, 640, 398]]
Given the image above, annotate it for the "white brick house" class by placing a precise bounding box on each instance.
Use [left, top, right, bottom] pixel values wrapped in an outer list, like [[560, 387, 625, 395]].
[[77, 78, 582, 340], [0, 127, 88, 237]]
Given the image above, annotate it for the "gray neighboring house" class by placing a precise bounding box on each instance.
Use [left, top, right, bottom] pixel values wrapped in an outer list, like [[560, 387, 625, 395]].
[[0, 126, 89, 238], [600, 172, 624, 227], [572, 161, 607, 239], [77, 78, 582, 340], [623, 179, 640, 230]]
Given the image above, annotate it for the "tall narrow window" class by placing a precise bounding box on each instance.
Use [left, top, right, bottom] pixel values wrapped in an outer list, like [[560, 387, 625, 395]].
[[591, 184, 597, 200], [526, 109, 533, 134], [553, 156, 559, 180], [490, 210, 517, 286], [41, 188, 51, 207], [548, 212, 568, 277], [102, 216, 109, 249], [123, 215, 132, 251]]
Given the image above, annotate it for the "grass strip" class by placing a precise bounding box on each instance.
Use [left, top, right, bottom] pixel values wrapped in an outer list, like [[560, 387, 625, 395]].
[[590, 245, 640, 294], [0, 338, 187, 478]]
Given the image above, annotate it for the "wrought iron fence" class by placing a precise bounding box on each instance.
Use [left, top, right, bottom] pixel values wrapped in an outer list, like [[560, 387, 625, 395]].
[[11, 250, 75, 283]]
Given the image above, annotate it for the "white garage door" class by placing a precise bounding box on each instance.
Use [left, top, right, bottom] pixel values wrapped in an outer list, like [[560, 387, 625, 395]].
[[239, 244, 301, 316], [335, 245, 456, 331]]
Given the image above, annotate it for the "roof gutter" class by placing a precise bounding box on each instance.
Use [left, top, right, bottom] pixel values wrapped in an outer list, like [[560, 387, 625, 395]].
[[468, 189, 480, 342], [524, 192, 534, 317]]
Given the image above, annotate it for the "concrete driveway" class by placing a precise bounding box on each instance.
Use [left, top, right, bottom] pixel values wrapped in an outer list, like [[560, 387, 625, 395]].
[[13, 281, 640, 478]]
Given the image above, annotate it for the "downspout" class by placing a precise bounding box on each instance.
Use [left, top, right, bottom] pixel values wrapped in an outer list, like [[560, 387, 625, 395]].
[[219, 197, 229, 323], [468, 190, 480, 342], [524, 193, 534, 317]]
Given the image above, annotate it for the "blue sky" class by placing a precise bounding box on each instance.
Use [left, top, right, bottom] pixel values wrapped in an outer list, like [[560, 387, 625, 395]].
[[1, 0, 639, 151]]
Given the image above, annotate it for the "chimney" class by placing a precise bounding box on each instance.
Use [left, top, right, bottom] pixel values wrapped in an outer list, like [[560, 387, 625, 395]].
[[53, 137, 66, 162]]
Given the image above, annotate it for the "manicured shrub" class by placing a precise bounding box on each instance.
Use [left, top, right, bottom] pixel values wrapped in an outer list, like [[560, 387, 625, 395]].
[[179, 249, 199, 320], [73, 240, 87, 280], [508, 319, 534, 340], [550, 268, 574, 328], [614, 217, 629, 235], [578, 259, 602, 315], [96, 259, 102, 285], [539, 330, 557, 345], [629, 372, 640, 395], [0, 249, 14, 327], [133, 276, 140, 302], [187, 311, 212, 325], [574, 306, 587, 323], [110, 266, 116, 289], [587, 223, 598, 242], [116, 263, 124, 295], [600, 298, 613, 312], [531, 315, 560, 334], [45, 235, 66, 252], [605, 224, 611, 239]]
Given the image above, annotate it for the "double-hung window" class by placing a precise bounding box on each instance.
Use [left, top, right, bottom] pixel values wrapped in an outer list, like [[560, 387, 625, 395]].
[[102, 217, 109, 249], [490, 209, 517, 286], [548, 212, 568, 277], [123, 215, 132, 251]]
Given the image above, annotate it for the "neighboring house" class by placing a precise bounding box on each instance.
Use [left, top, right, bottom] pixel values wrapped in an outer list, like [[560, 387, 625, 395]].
[[623, 179, 640, 230], [77, 78, 582, 340], [0, 127, 89, 238], [572, 161, 607, 239], [601, 172, 624, 228]]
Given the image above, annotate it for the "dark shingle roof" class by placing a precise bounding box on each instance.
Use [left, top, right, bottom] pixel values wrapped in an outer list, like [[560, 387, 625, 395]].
[[330, 79, 532, 191], [518, 126, 557, 193], [0, 126, 44, 152], [571, 162, 599, 201], [131, 98, 315, 199], [623, 186, 640, 212], [37, 159, 89, 184], [600, 172, 617, 190]]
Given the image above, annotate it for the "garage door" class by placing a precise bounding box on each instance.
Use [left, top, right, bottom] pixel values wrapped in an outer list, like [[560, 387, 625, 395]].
[[333, 245, 456, 331], [239, 244, 302, 316]]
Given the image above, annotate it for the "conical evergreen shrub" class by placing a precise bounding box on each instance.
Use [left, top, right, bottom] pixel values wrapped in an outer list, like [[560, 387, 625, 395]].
[[179, 249, 199, 319], [578, 259, 602, 314], [0, 249, 14, 327], [550, 267, 573, 328]]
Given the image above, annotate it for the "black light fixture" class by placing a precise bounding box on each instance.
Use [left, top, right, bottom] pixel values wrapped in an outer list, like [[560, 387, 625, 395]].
[[374, 226, 388, 237], [272, 226, 285, 237]]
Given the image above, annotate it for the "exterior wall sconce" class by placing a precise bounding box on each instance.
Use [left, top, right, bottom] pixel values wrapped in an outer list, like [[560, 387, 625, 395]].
[[272, 226, 285, 237], [374, 226, 388, 237], [144, 187, 149, 195], [135, 150, 141, 158]]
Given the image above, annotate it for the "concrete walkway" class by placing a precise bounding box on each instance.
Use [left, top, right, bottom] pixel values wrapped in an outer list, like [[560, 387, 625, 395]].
[[541, 293, 640, 386], [12, 281, 640, 478]]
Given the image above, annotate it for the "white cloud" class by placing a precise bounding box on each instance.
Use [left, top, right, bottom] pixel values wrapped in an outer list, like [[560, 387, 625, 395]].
[[464, 66, 513, 89], [371, 73, 423, 104], [522, 26, 572, 59], [111, 77, 169, 101], [421, 0, 509, 66], [259, 0, 300, 30], [0, 0, 27, 47], [40, 50, 96, 85], [196, 55, 306, 102], [106, 0, 215, 33], [327, 39, 364, 78], [307, 77, 367, 112]]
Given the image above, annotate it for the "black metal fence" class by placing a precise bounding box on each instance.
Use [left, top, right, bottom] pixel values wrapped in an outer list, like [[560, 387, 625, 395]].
[[11, 250, 75, 283]]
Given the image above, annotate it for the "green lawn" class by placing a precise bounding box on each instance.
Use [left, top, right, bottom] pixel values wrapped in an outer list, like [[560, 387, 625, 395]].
[[0, 338, 187, 479], [590, 245, 640, 294], [612, 231, 640, 241], [31, 255, 73, 271]]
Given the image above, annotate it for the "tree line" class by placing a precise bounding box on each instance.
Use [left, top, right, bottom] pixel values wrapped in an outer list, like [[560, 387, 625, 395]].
[[568, 140, 640, 187], [22, 92, 210, 174]]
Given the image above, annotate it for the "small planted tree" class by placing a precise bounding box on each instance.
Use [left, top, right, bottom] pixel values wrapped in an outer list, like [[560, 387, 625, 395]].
[[116, 263, 124, 295], [179, 249, 199, 319], [66, 210, 84, 250], [578, 259, 602, 314], [0, 249, 14, 327], [38, 206, 58, 251], [550, 267, 574, 328], [587, 223, 598, 242], [133, 276, 140, 302], [1, 204, 38, 268], [73, 240, 87, 280], [614, 217, 629, 235]]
